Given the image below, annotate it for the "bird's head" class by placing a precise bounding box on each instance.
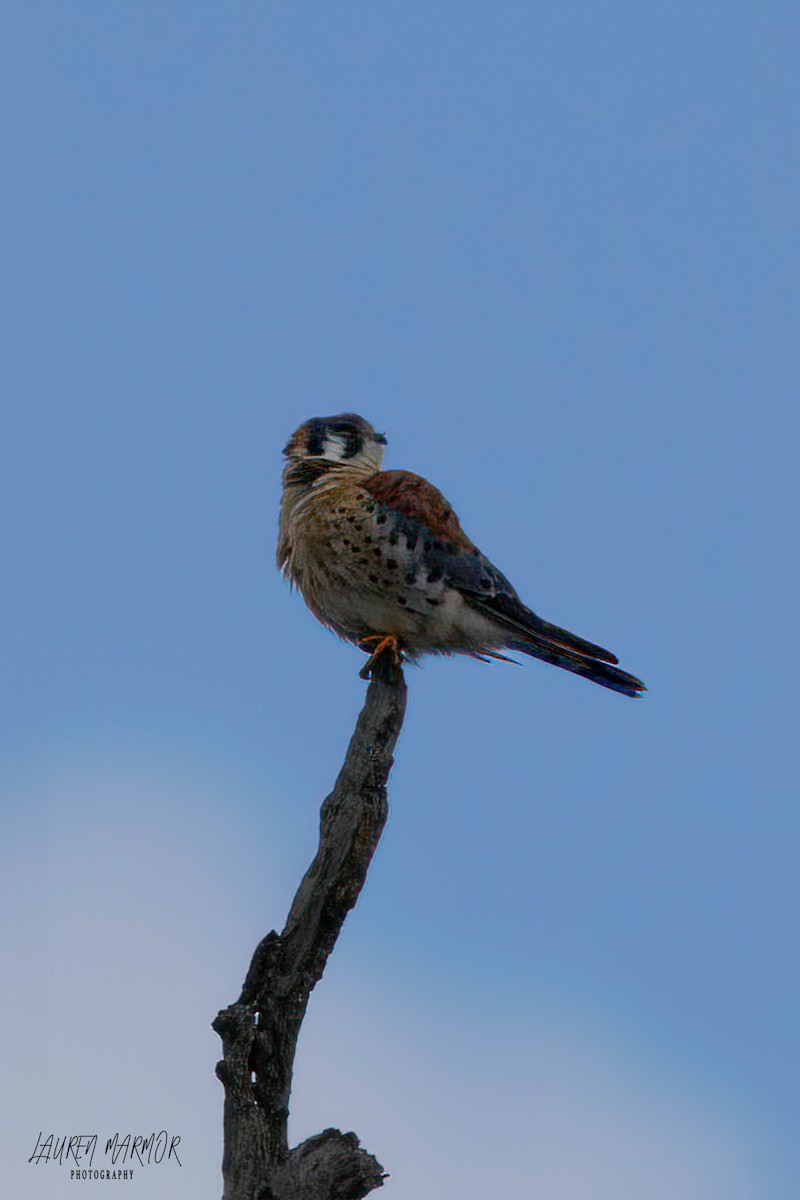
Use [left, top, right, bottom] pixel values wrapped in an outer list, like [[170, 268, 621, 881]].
[[283, 414, 387, 481]]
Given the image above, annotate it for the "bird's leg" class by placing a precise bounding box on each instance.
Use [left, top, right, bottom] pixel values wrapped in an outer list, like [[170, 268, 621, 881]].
[[358, 634, 404, 680]]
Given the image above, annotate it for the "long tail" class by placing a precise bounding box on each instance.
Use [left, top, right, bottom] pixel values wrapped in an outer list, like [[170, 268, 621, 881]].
[[509, 631, 646, 697], [465, 592, 646, 697]]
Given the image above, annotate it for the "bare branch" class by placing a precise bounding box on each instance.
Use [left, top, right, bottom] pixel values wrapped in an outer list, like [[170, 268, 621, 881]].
[[214, 654, 407, 1199]]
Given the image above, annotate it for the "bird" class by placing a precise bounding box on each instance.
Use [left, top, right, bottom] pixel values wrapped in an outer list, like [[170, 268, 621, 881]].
[[277, 413, 645, 697]]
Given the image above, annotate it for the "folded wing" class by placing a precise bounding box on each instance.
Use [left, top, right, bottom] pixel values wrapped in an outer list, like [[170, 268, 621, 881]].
[[363, 469, 645, 697]]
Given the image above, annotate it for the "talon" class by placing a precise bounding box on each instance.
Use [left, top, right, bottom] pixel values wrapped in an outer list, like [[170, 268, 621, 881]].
[[358, 634, 404, 679]]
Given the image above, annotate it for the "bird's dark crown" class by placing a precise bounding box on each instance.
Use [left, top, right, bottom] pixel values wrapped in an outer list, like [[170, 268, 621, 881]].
[[283, 414, 387, 472]]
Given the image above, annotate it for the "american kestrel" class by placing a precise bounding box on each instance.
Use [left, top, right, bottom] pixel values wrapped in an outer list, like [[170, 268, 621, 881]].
[[278, 414, 645, 697]]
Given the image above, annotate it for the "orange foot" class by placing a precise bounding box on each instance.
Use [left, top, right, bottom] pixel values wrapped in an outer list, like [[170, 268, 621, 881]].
[[358, 634, 405, 680]]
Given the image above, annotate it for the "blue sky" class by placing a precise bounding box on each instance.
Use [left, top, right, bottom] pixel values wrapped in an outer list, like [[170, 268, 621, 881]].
[[3, 3, 799, 1197]]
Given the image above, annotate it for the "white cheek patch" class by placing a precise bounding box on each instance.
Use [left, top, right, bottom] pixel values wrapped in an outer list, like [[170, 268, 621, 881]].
[[321, 433, 348, 461], [315, 430, 384, 472]]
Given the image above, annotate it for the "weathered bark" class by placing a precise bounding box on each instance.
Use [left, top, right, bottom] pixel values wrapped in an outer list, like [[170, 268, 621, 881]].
[[213, 654, 407, 1200]]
